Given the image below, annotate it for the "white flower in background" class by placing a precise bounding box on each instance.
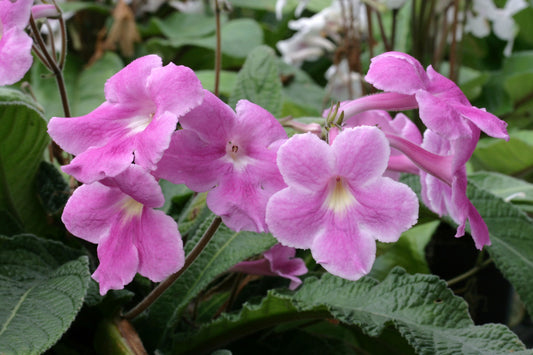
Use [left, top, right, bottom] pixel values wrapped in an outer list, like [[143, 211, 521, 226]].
[[383, 0, 407, 10], [276, 0, 311, 20], [465, 0, 527, 56], [325, 59, 362, 101], [170, 0, 205, 13], [277, 0, 367, 66]]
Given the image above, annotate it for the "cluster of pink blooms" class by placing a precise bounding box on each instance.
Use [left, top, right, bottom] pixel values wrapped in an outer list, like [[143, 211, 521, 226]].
[[47, 51, 508, 294]]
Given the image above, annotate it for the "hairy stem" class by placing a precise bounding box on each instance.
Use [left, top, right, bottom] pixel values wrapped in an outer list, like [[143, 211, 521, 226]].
[[214, 0, 222, 97]]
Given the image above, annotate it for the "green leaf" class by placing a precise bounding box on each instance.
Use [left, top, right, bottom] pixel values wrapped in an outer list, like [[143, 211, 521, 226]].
[[35, 162, 70, 216], [370, 221, 438, 281], [171, 269, 527, 354], [139, 216, 277, 349], [403, 175, 533, 318], [196, 70, 238, 97], [229, 46, 282, 116], [295, 269, 527, 354], [0, 88, 49, 234], [152, 12, 220, 40], [471, 131, 533, 175], [170, 291, 329, 354], [149, 19, 263, 59], [0, 234, 90, 355]]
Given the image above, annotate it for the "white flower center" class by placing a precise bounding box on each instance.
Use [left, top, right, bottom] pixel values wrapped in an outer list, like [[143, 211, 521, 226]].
[[127, 112, 155, 135], [225, 140, 251, 171], [119, 197, 144, 222], [324, 176, 356, 214]]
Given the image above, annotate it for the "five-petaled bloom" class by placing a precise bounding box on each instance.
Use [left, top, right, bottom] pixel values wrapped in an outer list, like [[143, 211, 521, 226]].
[[62, 166, 185, 295], [266, 127, 418, 280], [156, 90, 287, 233], [48, 54, 204, 184]]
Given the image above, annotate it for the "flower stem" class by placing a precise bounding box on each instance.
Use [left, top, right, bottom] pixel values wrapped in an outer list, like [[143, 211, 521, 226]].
[[446, 258, 493, 287], [214, 0, 222, 97], [122, 216, 223, 320]]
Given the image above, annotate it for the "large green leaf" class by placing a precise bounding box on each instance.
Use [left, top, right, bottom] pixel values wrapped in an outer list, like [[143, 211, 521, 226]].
[[0, 88, 49, 234], [148, 19, 263, 59], [0, 234, 90, 355], [403, 175, 533, 317], [229, 45, 282, 116], [138, 215, 277, 349], [170, 269, 527, 354]]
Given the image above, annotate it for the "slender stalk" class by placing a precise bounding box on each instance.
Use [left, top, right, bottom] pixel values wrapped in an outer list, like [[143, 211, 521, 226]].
[[123, 216, 223, 320], [375, 10, 390, 51], [447, 258, 493, 287], [391, 9, 398, 50], [214, 0, 222, 97], [449, 0, 460, 82]]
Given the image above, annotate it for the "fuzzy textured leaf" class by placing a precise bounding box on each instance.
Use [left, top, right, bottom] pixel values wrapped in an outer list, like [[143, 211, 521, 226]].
[[230, 45, 282, 116], [0, 234, 90, 355], [0, 88, 49, 234], [137, 215, 277, 350]]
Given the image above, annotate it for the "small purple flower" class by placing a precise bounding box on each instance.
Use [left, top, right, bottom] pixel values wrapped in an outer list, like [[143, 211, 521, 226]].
[[0, 0, 33, 86], [231, 244, 308, 290], [155, 90, 287, 233], [48, 55, 204, 183], [266, 127, 418, 280], [62, 165, 184, 295], [365, 51, 509, 141]]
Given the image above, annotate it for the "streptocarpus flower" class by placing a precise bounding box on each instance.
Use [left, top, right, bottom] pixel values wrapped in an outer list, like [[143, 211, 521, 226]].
[[155, 90, 288, 233], [230, 244, 308, 290], [266, 127, 418, 280], [364, 51, 508, 141], [62, 165, 184, 295], [0, 0, 33, 86], [48, 55, 204, 183]]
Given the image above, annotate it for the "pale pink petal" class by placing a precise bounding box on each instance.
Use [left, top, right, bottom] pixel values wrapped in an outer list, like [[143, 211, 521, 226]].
[[351, 178, 419, 242], [62, 138, 135, 183], [416, 90, 474, 140], [104, 55, 161, 105], [48, 103, 137, 156], [420, 172, 448, 217], [311, 227, 376, 281], [148, 63, 204, 117], [365, 51, 428, 95], [277, 133, 334, 192], [61, 183, 123, 244], [266, 187, 327, 248], [390, 113, 423, 145], [264, 244, 307, 290], [426, 66, 470, 105], [235, 100, 287, 148], [155, 130, 227, 191], [332, 127, 389, 185], [100, 165, 163, 207], [0, 28, 33, 86], [0, 0, 32, 29], [179, 90, 235, 143], [456, 105, 509, 141], [135, 208, 184, 281], [92, 216, 140, 295], [133, 111, 178, 171]]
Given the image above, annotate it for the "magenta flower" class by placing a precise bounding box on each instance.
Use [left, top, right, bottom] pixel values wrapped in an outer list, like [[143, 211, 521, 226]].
[[230, 244, 308, 290], [48, 55, 204, 183], [0, 0, 33, 86], [62, 165, 184, 295], [265, 127, 418, 280], [365, 51, 508, 141], [155, 90, 287, 233], [342, 109, 422, 177], [384, 125, 490, 249]]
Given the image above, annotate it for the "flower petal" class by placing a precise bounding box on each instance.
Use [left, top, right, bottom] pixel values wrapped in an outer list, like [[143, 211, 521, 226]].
[[61, 183, 123, 244], [365, 51, 428, 94], [277, 133, 334, 192], [104, 55, 161, 106], [0, 0, 32, 29], [92, 215, 140, 295], [266, 187, 326, 248], [332, 127, 390, 186], [311, 227, 376, 281], [0, 28, 33, 86], [235, 100, 287, 148], [136, 208, 184, 282], [456, 105, 509, 141]]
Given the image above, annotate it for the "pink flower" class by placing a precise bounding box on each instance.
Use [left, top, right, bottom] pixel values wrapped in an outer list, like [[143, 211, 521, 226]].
[[48, 55, 204, 183], [62, 165, 184, 295], [0, 0, 34, 86], [155, 90, 287, 233], [364, 51, 508, 141], [230, 244, 308, 290], [265, 127, 418, 280]]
